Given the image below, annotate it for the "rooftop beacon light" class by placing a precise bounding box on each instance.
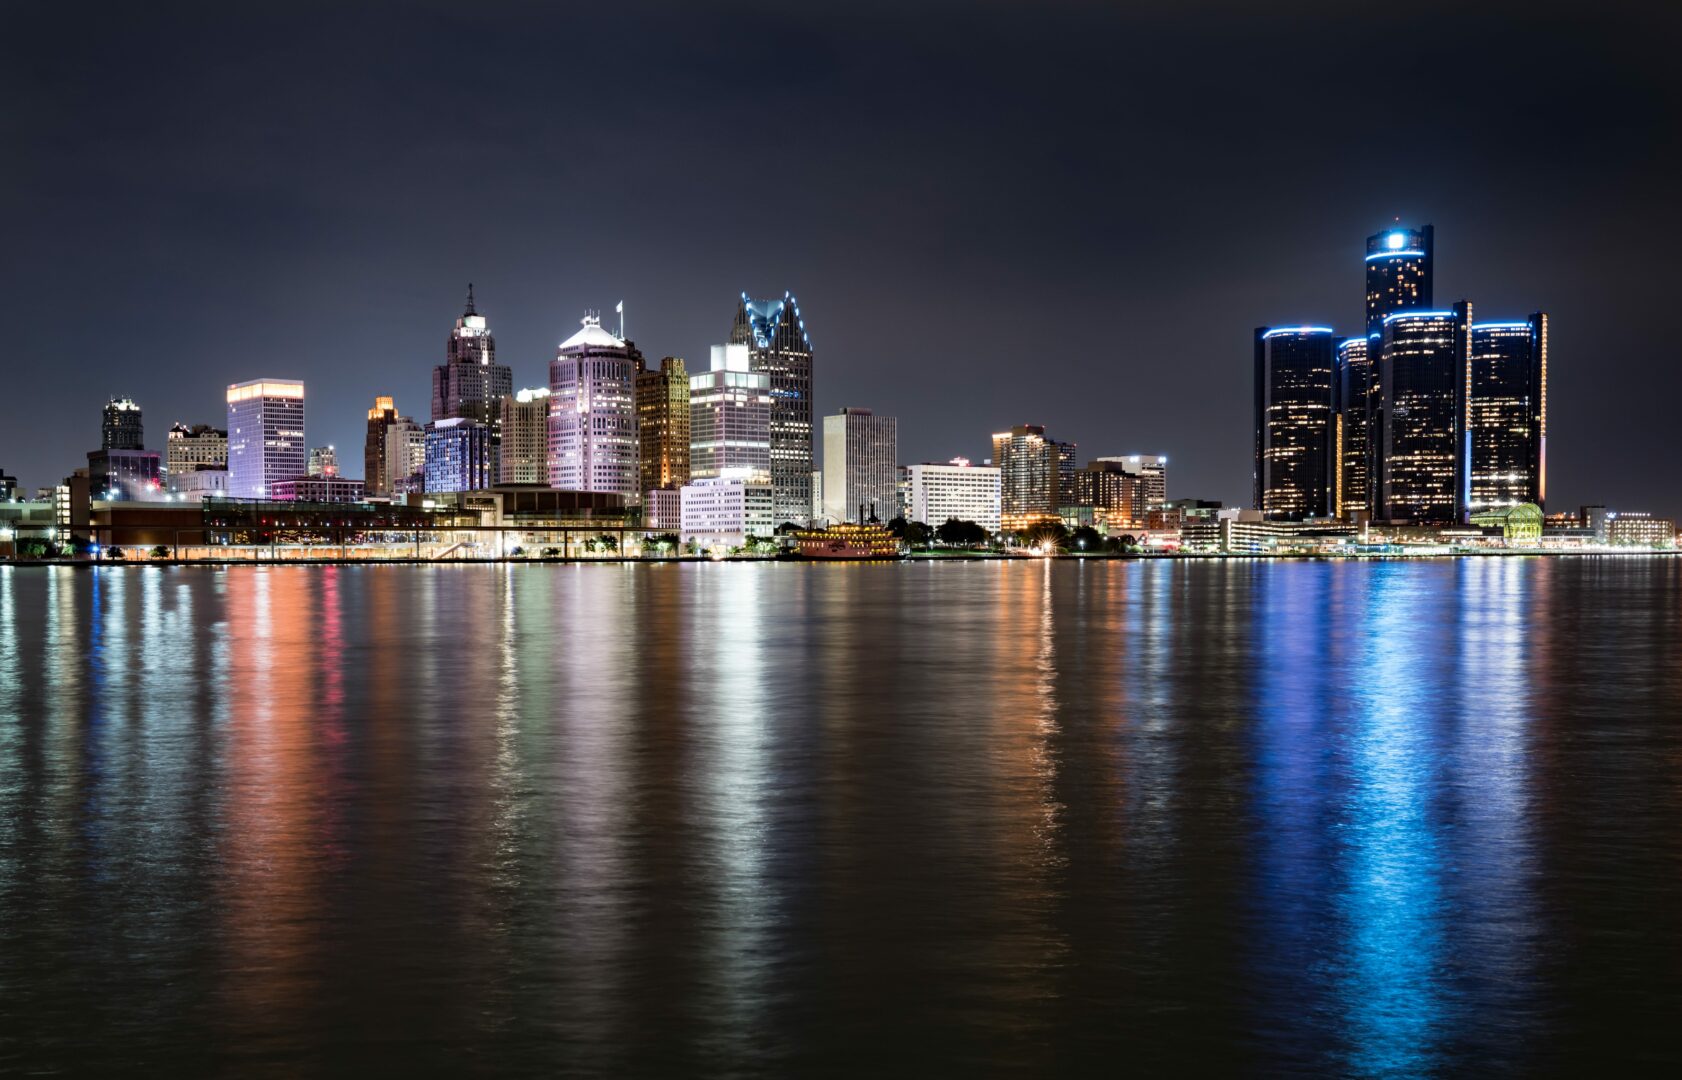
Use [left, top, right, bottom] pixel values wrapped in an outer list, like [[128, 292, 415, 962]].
[[1386, 232, 1406, 249]]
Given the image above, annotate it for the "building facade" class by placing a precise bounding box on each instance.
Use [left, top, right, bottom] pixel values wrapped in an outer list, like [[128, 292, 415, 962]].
[[1336, 337, 1375, 518], [226, 379, 306, 500], [636, 356, 690, 494], [905, 459, 1001, 533], [1606, 512, 1676, 547], [498, 388, 551, 486], [690, 343, 772, 480], [1091, 455, 1168, 513], [1365, 224, 1434, 334], [270, 476, 365, 503], [424, 417, 493, 494], [364, 396, 399, 496], [821, 408, 898, 523], [307, 446, 337, 477], [1467, 314, 1548, 513], [1376, 305, 1469, 524], [165, 423, 227, 475], [992, 425, 1059, 530], [87, 449, 163, 501], [547, 315, 640, 498], [1253, 326, 1339, 520], [102, 397, 144, 451], [731, 292, 814, 526], [680, 470, 776, 548], [385, 417, 427, 495], [433, 286, 512, 426]]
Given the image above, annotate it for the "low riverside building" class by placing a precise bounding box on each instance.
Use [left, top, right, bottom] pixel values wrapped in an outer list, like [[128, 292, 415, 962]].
[[1180, 509, 1356, 554], [270, 475, 366, 502], [1606, 512, 1676, 548], [1469, 503, 1543, 546], [681, 472, 775, 550], [167, 466, 229, 499], [905, 459, 1001, 534]]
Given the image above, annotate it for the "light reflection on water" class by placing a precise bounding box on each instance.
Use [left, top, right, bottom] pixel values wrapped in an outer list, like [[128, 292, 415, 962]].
[[0, 559, 1679, 1076]]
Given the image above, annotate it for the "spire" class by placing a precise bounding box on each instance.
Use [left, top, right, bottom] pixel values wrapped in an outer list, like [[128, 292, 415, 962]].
[[464, 283, 477, 316]]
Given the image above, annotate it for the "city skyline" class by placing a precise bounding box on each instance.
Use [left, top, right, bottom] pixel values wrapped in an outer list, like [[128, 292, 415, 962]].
[[3, 3, 1677, 520]]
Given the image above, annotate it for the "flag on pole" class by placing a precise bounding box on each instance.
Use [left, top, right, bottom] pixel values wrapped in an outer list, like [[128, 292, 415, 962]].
[[615, 301, 623, 314]]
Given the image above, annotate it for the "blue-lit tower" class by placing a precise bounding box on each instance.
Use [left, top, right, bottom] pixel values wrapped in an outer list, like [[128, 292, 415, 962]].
[[1467, 313, 1548, 512], [1336, 336, 1377, 519], [731, 292, 814, 526], [1375, 303, 1470, 524], [1365, 224, 1434, 335], [1254, 326, 1339, 520]]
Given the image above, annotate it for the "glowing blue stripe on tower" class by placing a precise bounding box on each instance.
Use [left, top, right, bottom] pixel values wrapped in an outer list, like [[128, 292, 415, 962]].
[[1382, 310, 1456, 325], [1470, 321, 1532, 330], [1261, 326, 1335, 339], [1365, 250, 1426, 261]]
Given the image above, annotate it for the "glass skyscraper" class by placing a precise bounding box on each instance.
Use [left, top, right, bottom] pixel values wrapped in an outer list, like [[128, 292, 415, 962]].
[[689, 343, 771, 480], [1365, 224, 1434, 334], [1336, 336, 1376, 518], [424, 417, 492, 494], [547, 315, 640, 499], [102, 397, 144, 451], [226, 379, 306, 499], [1375, 304, 1468, 524], [991, 424, 1057, 531], [731, 292, 813, 526], [1467, 313, 1548, 512], [1253, 327, 1338, 520]]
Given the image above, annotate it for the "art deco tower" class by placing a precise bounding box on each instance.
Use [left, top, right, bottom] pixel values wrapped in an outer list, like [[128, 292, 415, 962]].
[[547, 314, 640, 498], [730, 292, 813, 526], [432, 285, 513, 428]]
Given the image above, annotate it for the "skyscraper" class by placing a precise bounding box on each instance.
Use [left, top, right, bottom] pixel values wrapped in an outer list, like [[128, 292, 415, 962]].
[[385, 417, 427, 495], [1336, 337, 1376, 518], [433, 286, 513, 472], [636, 357, 690, 494], [498, 388, 551, 485], [992, 425, 1057, 531], [1091, 454, 1167, 512], [1375, 304, 1469, 524], [821, 407, 898, 523], [1365, 224, 1434, 334], [102, 397, 143, 450], [364, 396, 399, 495], [547, 314, 639, 498], [731, 292, 813, 526], [166, 423, 227, 475], [424, 418, 493, 493], [1253, 326, 1339, 520], [689, 343, 771, 480], [1467, 314, 1548, 512], [226, 379, 305, 499]]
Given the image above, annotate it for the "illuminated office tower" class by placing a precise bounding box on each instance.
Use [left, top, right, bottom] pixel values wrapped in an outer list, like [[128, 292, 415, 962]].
[[906, 459, 1002, 533], [636, 356, 690, 493], [1253, 327, 1338, 520], [364, 396, 399, 495], [1091, 454, 1167, 512], [498, 388, 551, 485], [1051, 439, 1079, 512], [1375, 303, 1469, 524], [424, 418, 492, 493], [385, 417, 427, 495], [547, 314, 640, 498], [1467, 313, 1548, 512], [689, 343, 771, 480], [1336, 337, 1376, 517], [433, 286, 512, 480], [992, 424, 1057, 530], [730, 292, 813, 525], [166, 423, 227, 474], [821, 407, 898, 523], [307, 446, 337, 477], [1365, 224, 1434, 334], [226, 379, 305, 499], [102, 397, 144, 450]]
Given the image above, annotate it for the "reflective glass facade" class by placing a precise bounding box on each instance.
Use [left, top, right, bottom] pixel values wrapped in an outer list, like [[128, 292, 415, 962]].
[[1253, 328, 1338, 520], [1376, 305, 1468, 524], [731, 292, 813, 526], [1365, 224, 1434, 334], [1467, 314, 1547, 512], [1337, 336, 1376, 517]]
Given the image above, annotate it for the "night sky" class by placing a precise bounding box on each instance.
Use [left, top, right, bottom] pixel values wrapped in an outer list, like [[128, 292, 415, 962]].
[[5, 1, 1678, 516]]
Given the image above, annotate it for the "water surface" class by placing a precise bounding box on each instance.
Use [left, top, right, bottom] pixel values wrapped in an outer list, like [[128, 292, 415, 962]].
[[1, 559, 1679, 1075]]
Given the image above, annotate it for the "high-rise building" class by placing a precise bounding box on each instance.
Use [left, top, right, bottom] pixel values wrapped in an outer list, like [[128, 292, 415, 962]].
[[1253, 326, 1339, 520], [226, 379, 305, 499], [1375, 305, 1469, 524], [308, 446, 338, 477], [636, 357, 690, 493], [906, 459, 1001, 533], [992, 425, 1058, 531], [1336, 337, 1376, 518], [821, 408, 898, 523], [1091, 454, 1167, 512], [102, 397, 144, 451], [689, 343, 771, 480], [385, 417, 427, 495], [499, 388, 551, 486], [547, 315, 640, 498], [433, 286, 512, 479], [1071, 460, 1149, 526], [1467, 314, 1548, 513], [165, 423, 227, 475], [731, 292, 814, 526], [364, 396, 399, 495], [87, 449, 162, 501], [1365, 224, 1434, 334], [425, 417, 493, 493]]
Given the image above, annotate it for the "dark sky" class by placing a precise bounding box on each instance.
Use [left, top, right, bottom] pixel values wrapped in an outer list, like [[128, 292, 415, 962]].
[[5, 1, 1679, 516]]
